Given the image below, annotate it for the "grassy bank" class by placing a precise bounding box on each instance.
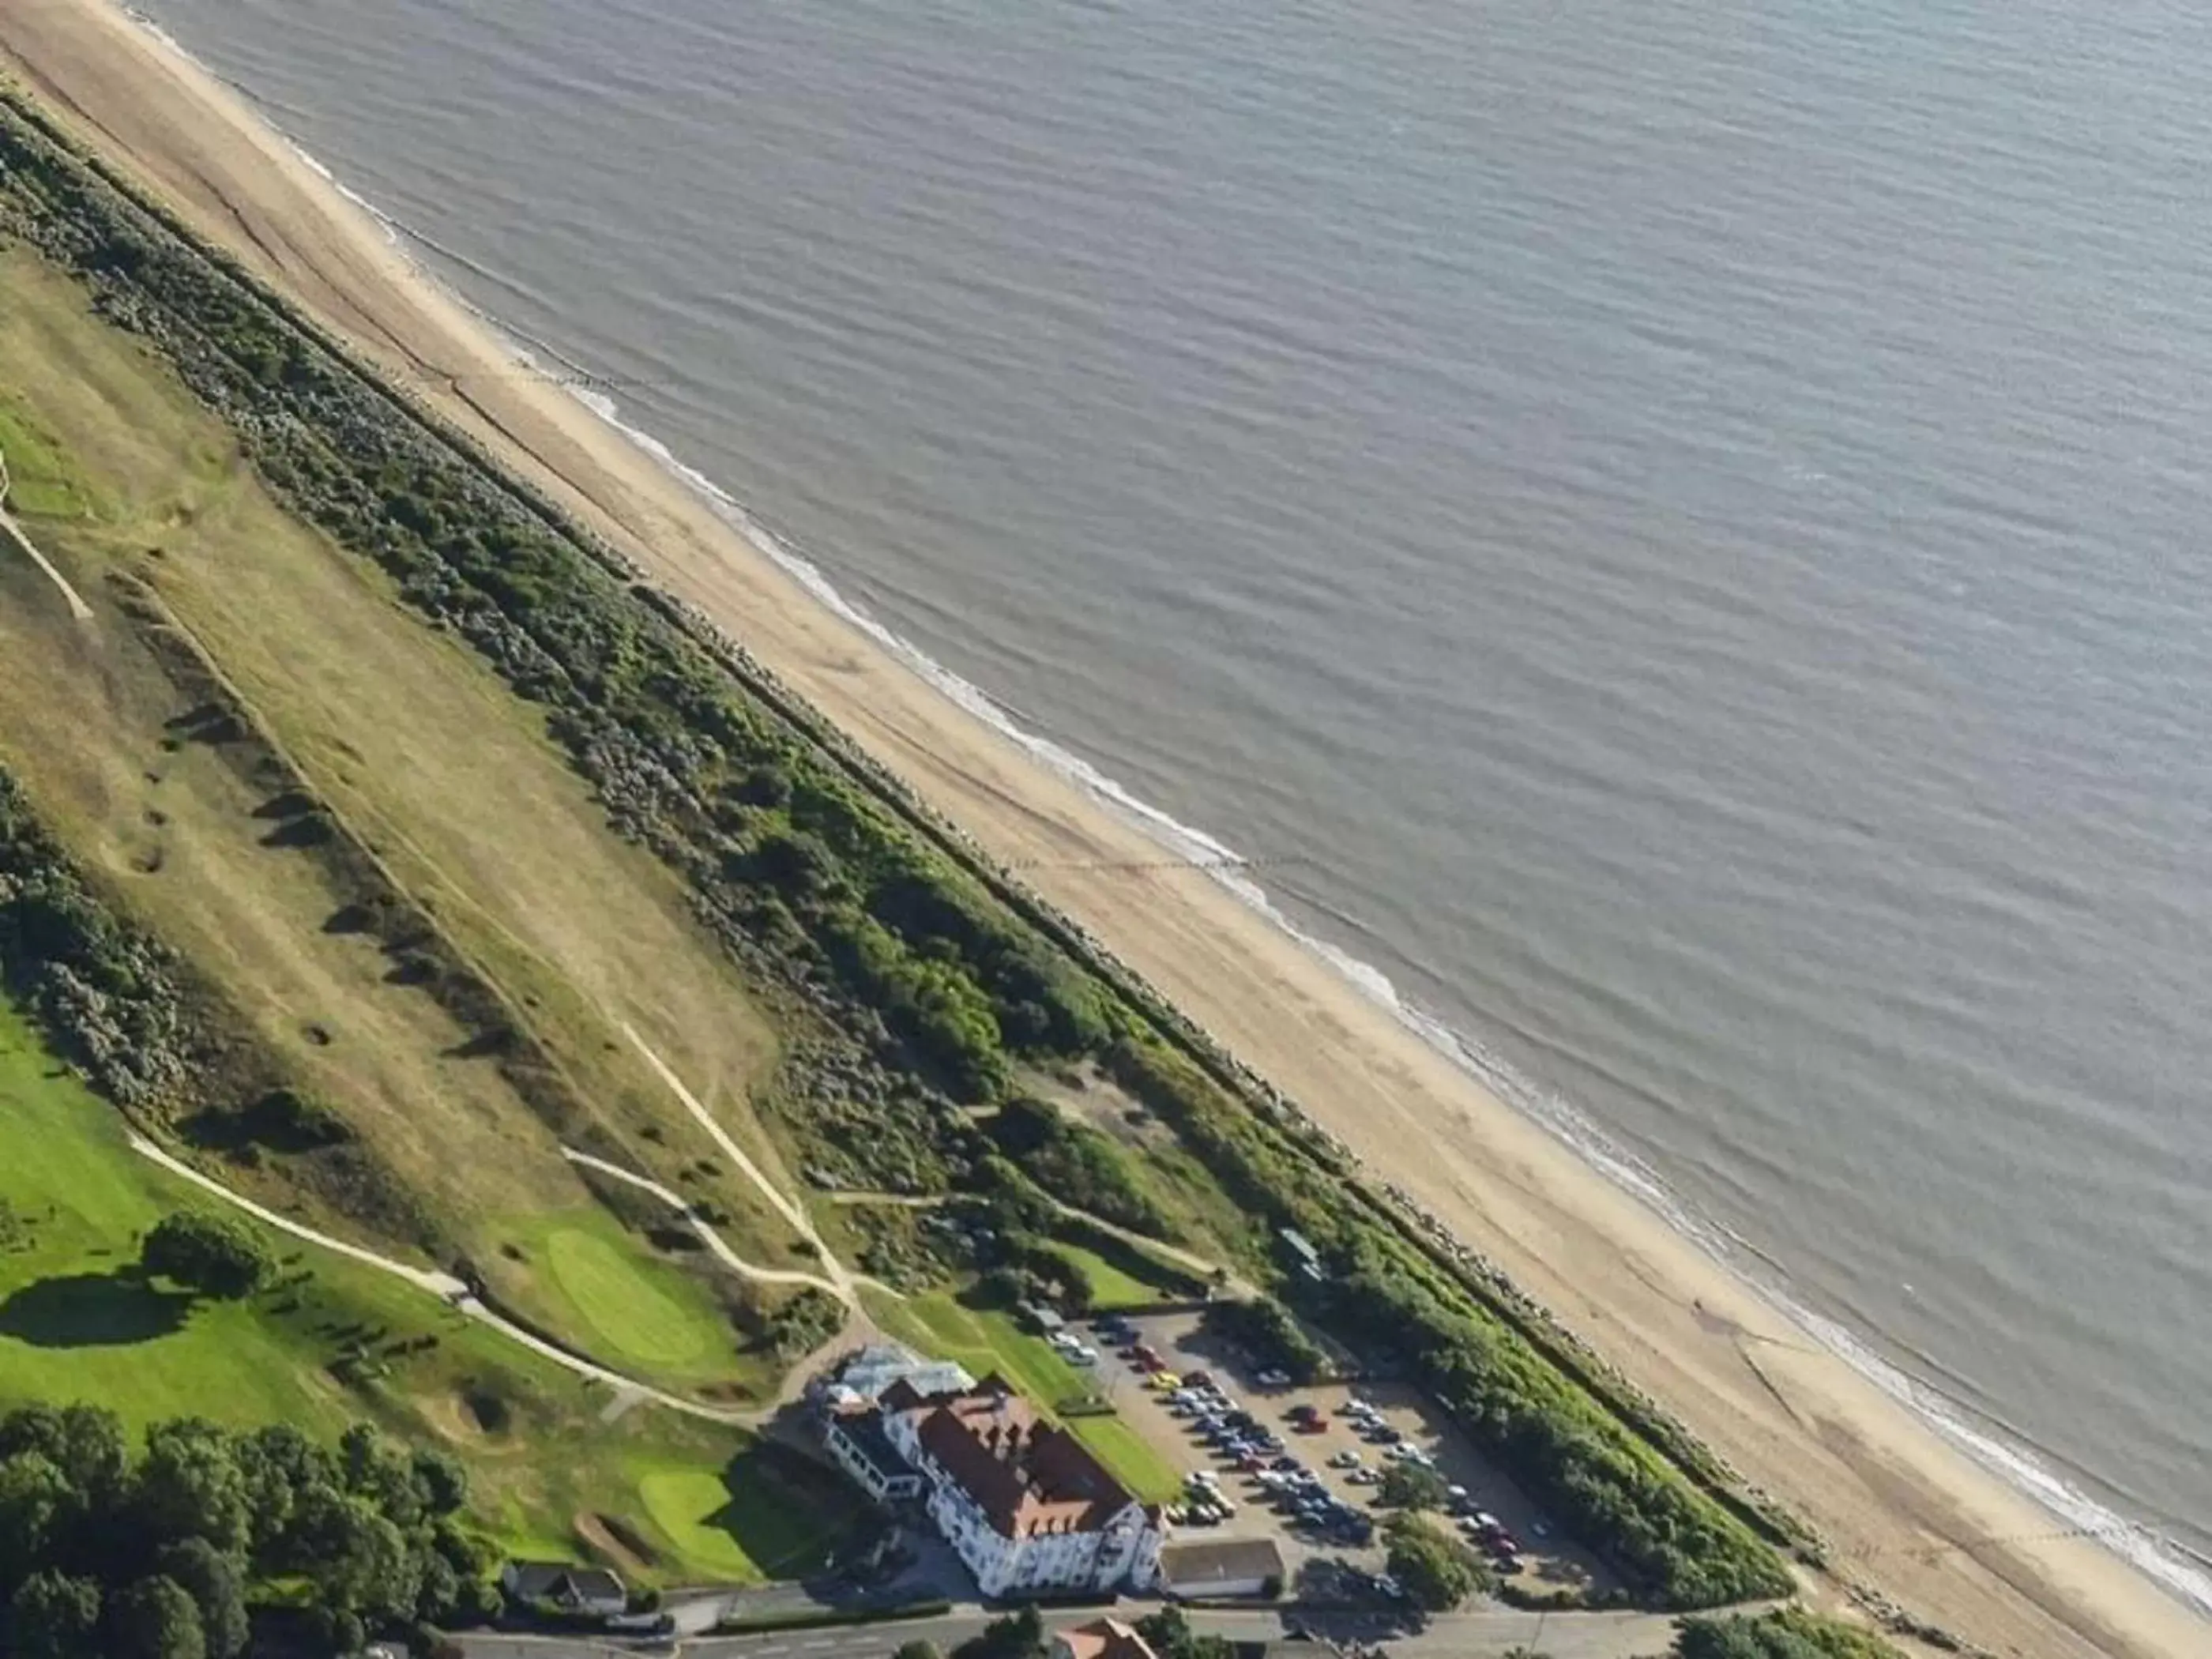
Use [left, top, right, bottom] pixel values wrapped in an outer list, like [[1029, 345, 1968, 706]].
[[0, 999, 854, 1583], [0, 243, 818, 1398]]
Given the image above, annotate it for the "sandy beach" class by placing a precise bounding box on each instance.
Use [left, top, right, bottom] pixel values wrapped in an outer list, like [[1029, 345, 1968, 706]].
[[2, 5, 2203, 1655]]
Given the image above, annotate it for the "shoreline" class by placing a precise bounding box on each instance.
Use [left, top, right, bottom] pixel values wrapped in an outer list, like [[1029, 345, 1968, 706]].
[[2, 5, 2204, 1655]]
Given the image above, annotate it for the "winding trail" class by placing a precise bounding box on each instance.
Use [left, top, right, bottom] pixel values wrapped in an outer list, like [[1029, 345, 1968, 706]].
[[621, 1023, 861, 1305], [128, 1134, 757, 1426], [560, 1146, 844, 1296], [0, 448, 95, 621], [826, 1186, 1258, 1299]]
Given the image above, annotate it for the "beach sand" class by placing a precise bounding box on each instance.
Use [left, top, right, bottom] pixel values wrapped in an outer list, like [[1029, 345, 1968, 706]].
[[2, 6, 2202, 1654]]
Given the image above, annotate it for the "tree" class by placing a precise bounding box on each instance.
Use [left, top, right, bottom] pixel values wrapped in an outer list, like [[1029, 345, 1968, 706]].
[[893, 1643, 944, 1659], [109, 1575, 206, 1659], [140, 1213, 273, 1300], [152, 1540, 248, 1659], [952, 1605, 1046, 1659], [7, 1571, 103, 1659], [1378, 1460, 1450, 1510], [0, 1452, 70, 1589], [409, 1447, 468, 1517], [1134, 1606, 1238, 1659], [1384, 1514, 1488, 1612], [132, 1420, 250, 1557]]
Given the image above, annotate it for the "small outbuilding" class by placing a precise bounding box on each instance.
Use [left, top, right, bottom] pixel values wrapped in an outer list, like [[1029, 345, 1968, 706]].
[[1157, 1535, 1285, 1601], [499, 1560, 628, 1618], [1053, 1616, 1159, 1659]]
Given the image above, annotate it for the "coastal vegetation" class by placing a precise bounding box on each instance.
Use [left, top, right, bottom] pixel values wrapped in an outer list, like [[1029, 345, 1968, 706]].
[[0, 78, 1793, 1611], [1673, 1608, 1907, 1659]]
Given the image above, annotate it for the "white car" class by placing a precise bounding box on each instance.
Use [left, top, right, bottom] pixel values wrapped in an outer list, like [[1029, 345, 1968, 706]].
[[1255, 1368, 1292, 1387], [1068, 1345, 1099, 1366]]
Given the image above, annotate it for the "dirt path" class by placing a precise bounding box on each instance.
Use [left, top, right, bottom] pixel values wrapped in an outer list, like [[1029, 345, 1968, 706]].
[[0, 450, 94, 621], [826, 1187, 1256, 1298], [129, 1134, 756, 1427], [561, 1146, 845, 1297], [622, 1024, 861, 1305]]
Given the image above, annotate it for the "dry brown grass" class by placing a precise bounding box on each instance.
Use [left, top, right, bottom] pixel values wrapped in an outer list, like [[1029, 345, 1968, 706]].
[[0, 250, 812, 1393]]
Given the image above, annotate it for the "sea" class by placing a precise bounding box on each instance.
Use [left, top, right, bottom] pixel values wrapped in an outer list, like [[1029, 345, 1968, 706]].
[[124, 0, 2212, 1612]]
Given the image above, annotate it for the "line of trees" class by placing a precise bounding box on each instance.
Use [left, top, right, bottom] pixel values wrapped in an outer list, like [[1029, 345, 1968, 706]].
[[0, 1407, 496, 1659]]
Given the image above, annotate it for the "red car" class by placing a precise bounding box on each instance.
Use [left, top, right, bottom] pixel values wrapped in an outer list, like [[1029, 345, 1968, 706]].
[[1293, 1418, 1328, 1435]]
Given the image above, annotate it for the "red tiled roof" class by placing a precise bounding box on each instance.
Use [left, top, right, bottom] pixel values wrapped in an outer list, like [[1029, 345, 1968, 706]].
[[1055, 1616, 1157, 1659], [902, 1375, 1134, 1539]]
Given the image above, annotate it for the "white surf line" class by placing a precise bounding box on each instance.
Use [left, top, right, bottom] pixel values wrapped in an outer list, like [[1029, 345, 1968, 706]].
[[561, 1146, 845, 1296], [128, 1134, 754, 1427], [619, 1024, 857, 1301]]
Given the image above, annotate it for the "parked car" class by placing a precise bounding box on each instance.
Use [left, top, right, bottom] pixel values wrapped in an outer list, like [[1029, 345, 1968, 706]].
[[1345, 1468, 1379, 1486], [1328, 1450, 1363, 1469], [1294, 1418, 1328, 1435], [1256, 1368, 1292, 1387]]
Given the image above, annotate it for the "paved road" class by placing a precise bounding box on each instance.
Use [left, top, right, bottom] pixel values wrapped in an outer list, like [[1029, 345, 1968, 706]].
[[453, 1602, 1687, 1659]]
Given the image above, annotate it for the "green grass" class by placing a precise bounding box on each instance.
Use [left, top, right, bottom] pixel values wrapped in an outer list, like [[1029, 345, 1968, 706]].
[[0, 397, 95, 519], [0, 999, 852, 1584], [637, 1451, 855, 1584], [886, 1291, 1091, 1407], [1063, 1415, 1183, 1504], [0, 246, 807, 1361], [1048, 1239, 1181, 1309], [497, 1209, 740, 1383]]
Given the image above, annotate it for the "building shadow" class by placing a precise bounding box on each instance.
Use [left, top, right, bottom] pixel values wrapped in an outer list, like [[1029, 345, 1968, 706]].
[[0, 1270, 194, 1348]]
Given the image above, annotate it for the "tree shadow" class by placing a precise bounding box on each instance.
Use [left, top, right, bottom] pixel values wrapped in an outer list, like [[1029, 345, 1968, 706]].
[[0, 1270, 194, 1348]]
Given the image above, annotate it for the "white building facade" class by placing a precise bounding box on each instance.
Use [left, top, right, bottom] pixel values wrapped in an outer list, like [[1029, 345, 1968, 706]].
[[878, 1376, 1165, 1598]]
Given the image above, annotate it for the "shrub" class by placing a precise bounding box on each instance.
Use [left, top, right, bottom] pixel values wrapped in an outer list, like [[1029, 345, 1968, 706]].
[[1383, 1513, 1490, 1612], [140, 1213, 273, 1300]]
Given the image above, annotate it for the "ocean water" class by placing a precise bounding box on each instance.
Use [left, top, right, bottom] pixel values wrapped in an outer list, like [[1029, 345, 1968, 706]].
[[130, 0, 2212, 1601]]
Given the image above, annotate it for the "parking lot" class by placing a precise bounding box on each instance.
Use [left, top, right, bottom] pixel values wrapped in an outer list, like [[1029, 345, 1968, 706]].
[[1062, 1307, 1616, 1602]]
